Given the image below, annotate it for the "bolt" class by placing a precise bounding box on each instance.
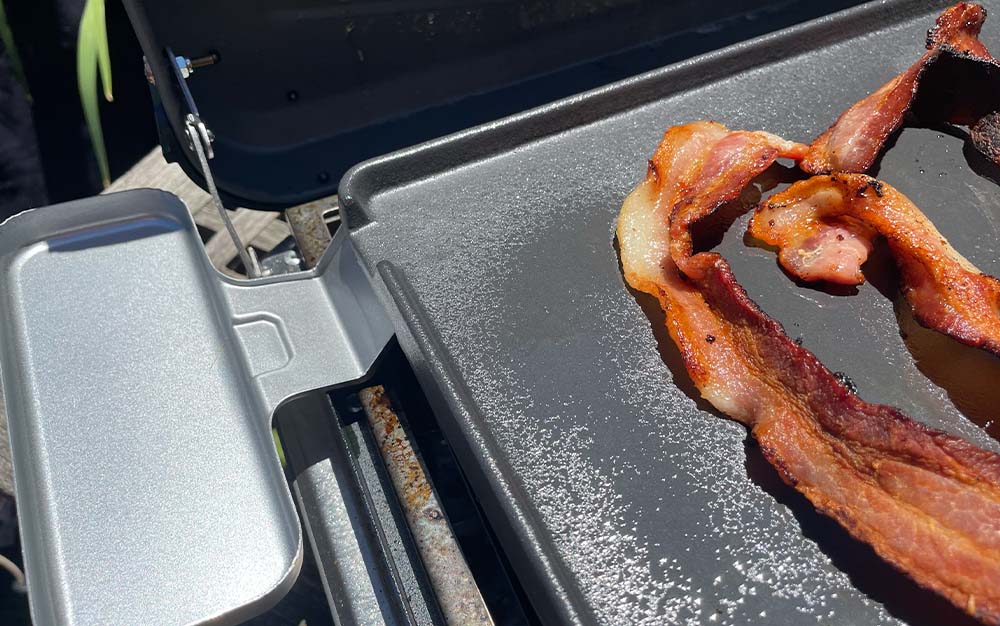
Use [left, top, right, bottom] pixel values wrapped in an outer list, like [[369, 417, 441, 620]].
[[190, 52, 220, 69]]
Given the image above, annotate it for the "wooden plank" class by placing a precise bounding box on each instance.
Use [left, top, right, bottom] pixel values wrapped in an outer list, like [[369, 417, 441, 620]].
[[194, 208, 290, 252], [104, 148, 292, 270], [105, 148, 216, 217]]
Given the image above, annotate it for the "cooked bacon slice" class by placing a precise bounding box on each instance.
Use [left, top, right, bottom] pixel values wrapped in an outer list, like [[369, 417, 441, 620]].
[[801, 2, 1000, 174], [662, 125, 807, 266], [749, 174, 1000, 355], [617, 121, 1000, 624]]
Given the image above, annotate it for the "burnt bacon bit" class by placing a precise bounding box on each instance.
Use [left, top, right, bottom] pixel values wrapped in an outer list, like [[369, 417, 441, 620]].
[[804, 2, 1000, 174], [619, 119, 1000, 622], [836, 234, 846, 241], [705, 335, 716, 343], [833, 371, 858, 394], [856, 178, 885, 198], [646, 159, 658, 181]]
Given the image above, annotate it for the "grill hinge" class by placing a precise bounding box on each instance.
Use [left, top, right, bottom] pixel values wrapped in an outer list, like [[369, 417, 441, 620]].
[[158, 46, 261, 277]]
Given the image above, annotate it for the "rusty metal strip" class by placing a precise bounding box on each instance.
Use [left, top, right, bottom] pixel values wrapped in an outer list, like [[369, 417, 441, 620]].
[[359, 386, 493, 626], [286, 199, 336, 269]]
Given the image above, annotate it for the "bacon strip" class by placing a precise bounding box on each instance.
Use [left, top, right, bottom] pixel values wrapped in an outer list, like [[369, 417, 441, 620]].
[[801, 2, 1000, 174], [748, 174, 1000, 355], [617, 121, 1000, 624]]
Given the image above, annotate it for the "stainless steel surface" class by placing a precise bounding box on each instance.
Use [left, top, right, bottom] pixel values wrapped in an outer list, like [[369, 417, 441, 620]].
[[0, 189, 393, 626], [340, 1, 999, 624]]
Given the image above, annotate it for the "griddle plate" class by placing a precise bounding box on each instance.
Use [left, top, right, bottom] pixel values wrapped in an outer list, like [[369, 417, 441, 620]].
[[342, 1, 1000, 624]]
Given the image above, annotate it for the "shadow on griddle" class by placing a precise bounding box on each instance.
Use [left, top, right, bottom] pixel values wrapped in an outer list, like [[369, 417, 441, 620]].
[[864, 243, 1000, 443], [623, 285, 719, 415], [691, 162, 804, 255], [743, 438, 982, 626], [878, 121, 1000, 186], [865, 123, 903, 180]]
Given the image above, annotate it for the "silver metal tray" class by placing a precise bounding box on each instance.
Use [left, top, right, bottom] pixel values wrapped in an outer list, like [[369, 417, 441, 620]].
[[341, 1, 1000, 624], [0, 189, 393, 625]]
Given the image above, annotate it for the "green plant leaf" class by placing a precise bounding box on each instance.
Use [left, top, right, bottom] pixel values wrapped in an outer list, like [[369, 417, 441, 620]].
[[77, 0, 113, 188], [272, 428, 287, 468], [0, 0, 29, 100]]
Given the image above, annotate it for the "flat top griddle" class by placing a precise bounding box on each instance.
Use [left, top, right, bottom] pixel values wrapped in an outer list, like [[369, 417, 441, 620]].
[[341, 1, 1000, 624]]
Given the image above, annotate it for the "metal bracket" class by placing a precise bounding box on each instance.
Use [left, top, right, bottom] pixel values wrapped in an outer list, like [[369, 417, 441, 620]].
[[165, 46, 260, 277]]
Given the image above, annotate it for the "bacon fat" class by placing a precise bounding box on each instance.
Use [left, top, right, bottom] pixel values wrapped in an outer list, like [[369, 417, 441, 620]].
[[802, 2, 1000, 174], [749, 174, 1000, 355], [617, 121, 1000, 623]]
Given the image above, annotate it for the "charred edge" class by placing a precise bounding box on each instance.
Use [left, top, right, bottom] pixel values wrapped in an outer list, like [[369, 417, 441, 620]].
[[926, 3, 987, 49], [756, 440, 799, 487], [647, 159, 659, 182], [971, 110, 1000, 163], [832, 371, 858, 394], [854, 178, 884, 198]]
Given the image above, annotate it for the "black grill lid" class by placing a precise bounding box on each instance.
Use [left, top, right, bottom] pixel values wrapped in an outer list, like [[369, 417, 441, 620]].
[[121, 0, 863, 209]]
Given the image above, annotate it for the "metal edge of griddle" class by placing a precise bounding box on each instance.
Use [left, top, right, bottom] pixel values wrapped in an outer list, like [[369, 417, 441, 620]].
[[336, 1, 949, 624], [0, 189, 394, 626], [373, 263, 589, 626], [337, 0, 943, 226]]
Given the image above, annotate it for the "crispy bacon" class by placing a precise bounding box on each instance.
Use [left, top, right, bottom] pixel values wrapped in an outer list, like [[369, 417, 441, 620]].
[[617, 121, 1000, 624], [749, 174, 1000, 355], [801, 2, 1000, 174]]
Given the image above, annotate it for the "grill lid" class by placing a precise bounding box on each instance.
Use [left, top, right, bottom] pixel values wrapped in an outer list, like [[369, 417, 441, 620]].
[[120, 0, 832, 209]]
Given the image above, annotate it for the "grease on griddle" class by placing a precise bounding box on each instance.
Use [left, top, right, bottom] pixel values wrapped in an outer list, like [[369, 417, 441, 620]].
[[898, 299, 1000, 442]]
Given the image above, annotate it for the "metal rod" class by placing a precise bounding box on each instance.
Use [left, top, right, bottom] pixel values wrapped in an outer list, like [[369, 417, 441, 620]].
[[360, 386, 493, 626], [186, 115, 259, 277]]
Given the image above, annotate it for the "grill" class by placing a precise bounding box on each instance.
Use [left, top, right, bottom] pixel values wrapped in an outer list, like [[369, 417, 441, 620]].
[[7, 2, 991, 626]]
